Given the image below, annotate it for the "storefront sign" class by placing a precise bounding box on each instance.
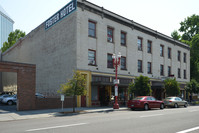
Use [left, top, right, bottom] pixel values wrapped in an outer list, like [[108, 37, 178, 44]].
[[45, 0, 77, 29]]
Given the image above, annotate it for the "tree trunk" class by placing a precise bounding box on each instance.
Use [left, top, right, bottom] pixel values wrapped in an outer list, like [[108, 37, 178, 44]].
[[73, 95, 76, 113]]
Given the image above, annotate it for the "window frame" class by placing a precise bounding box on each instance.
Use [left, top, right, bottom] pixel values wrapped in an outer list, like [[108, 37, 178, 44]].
[[88, 20, 96, 38], [160, 64, 164, 76], [184, 69, 187, 79], [121, 56, 127, 70], [147, 62, 152, 74], [107, 53, 114, 68], [168, 66, 171, 76], [137, 37, 143, 51], [107, 27, 114, 43], [168, 47, 171, 59], [178, 68, 181, 78], [147, 40, 152, 53], [138, 60, 143, 73], [121, 31, 127, 46], [160, 44, 164, 57], [184, 53, 187, 63], [88, 49, 96, 66], [178, 51, 181, 61]]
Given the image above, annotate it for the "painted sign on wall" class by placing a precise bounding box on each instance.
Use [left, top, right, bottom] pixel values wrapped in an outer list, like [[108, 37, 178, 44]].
[[45, 0, 77, 30]]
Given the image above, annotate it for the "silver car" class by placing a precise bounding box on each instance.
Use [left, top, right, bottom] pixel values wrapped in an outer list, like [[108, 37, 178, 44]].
[[164, 97, 188, 108], [0, 94, 11, 102], [2, 95, 17, 105]]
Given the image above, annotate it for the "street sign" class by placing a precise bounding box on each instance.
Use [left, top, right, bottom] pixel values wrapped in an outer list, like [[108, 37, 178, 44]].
[[113, 79, 120, 84], [61, 94, 65, 101]]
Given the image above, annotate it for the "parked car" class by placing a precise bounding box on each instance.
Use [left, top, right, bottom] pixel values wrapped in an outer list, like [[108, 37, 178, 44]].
[[0, 94, 11, 102], [35, 93, 45, 98], [1, 95, 17, 105], [127, 96, 164, 110], [163, 97, 188, 108]]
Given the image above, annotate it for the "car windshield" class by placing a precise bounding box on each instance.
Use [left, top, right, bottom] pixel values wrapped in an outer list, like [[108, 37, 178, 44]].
[[133, 97, 145, 100]]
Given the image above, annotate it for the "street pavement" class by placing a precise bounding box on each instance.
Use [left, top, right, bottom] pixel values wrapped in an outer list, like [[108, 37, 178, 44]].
[[0, 105, 128, 122]]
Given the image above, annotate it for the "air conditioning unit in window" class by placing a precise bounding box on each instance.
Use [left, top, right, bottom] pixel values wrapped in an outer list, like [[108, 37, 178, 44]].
[[108, 37, 112, 42]]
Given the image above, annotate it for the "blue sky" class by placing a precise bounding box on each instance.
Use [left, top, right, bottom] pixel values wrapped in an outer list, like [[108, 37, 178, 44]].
[[0, 0, 198, 36]]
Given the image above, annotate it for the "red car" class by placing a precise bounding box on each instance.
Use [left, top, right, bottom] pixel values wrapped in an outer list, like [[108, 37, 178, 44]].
[[127, 96, 164, 110]]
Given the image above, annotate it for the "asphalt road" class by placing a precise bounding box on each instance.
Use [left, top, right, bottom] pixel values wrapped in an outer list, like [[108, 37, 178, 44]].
[[0, 106, 199, 133]]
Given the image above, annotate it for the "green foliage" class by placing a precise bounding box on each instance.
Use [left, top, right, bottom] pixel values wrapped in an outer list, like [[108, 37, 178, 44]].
[[59, 71, 87, 96], [1, 29, 26, 52], [179, 14, 199, 41], [164, 78, 180, 96], [128, 75, 151, 96], [171, 30, 181, 40], [185, 79, 199, 94]]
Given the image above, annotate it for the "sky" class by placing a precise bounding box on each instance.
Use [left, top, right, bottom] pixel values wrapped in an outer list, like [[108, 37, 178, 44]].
[[0, 0, 199, 36]]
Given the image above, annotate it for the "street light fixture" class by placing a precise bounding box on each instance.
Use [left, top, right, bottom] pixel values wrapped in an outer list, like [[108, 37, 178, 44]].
[[112, 52, 121, 109]]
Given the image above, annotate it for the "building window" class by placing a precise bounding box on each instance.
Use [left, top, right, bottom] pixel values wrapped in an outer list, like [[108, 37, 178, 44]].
[[184, 53, 187, 63], [137, 37, 142, 51], [121, 32, 126, 46], [160, 64, 164, 76], [107, 54, 113, 68], [178, 51, 181, 61], [160, 45, 164, 57], [88, 20, 96, 38], [107, 27, 114, 43], [168, 66, 171, 76], [147, 41, 152, 53], [178, 68, 181, 78], [168, 47, 171, 59], [121, 56, 127, 70], [138, 60, 143, 72], [88, 50, 96, 65], [147, 62, 152, 74], [184, 69, 187, 79]]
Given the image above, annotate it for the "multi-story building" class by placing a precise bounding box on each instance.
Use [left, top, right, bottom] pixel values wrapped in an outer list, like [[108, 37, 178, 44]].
[[1, 0, 190, 107], [0, 5, 14, 48]]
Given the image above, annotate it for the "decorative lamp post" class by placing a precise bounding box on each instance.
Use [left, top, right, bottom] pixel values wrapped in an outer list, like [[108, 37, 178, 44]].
[[112, 52, 121, 109]]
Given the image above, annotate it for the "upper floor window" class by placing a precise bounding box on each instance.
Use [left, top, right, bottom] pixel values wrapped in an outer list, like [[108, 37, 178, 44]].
[[147, 62, 152, 74], [168, 47, 171, 59], [88, 50, 96, 65], [160, 45, 164, 57], [147, 41, 152, 53], [184, 69, 187, 79], [107, 54, 113, 68], [178, 68, 181, 78], [121, 32, 126, 46], [178, 51, 181, 61], [107, 27, 114, 43], [137, 37, 143, 51], [160, 64, 164, 76], [88, 21, 96, 38], [168, 66, 171, 76], [121, 56, 127, 70], [184, 53, 187, 63], [138, 60, 143, 73]]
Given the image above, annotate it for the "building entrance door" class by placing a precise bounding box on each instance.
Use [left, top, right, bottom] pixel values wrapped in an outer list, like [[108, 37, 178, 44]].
[[99, 86, 109, 106]]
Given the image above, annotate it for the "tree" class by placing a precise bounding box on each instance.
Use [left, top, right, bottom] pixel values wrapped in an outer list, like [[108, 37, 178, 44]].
[[128, 75, 151, 96], [58, 71, 86, 112], [179, 14, 199, 41], [171, 30, 181, 40], [1, 29, 26, 52], [185, 79, 199, 96], [164, 78, 180, 96]]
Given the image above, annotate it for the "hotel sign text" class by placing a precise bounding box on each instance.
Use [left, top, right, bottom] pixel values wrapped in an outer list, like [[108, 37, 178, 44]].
[[45, 0, 77, 29]]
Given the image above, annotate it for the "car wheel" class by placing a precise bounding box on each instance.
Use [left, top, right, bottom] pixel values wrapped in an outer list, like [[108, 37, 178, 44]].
[[184, 103, 188, 108], [174, 103, 178, 108], [144, 104, 149, 111], [7, 100, 13, 105], [131, 108, 135, 111], [160, 103, 164, 109]]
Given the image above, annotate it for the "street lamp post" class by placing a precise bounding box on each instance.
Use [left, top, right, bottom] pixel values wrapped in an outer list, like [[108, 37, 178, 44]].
[[112, 52, 121, 109]]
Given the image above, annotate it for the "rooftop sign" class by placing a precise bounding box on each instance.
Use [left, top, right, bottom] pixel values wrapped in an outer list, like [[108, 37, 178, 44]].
[[45, 0, 77, 30]]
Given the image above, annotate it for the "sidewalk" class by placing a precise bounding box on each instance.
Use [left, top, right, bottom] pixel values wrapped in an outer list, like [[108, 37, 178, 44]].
[[0, 107, 128, 122]]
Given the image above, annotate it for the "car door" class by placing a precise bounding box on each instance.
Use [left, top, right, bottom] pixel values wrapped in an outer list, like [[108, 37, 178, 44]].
[[146, 97, 154, 108], [151, 97, 159, 108], [177, 97, 183, 106]]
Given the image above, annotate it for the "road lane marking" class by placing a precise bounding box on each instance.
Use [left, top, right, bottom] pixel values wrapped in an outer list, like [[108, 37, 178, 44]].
[[176, 126, 199, 133], [140, 114, 164, 118], [26, 123, 88, 132]]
